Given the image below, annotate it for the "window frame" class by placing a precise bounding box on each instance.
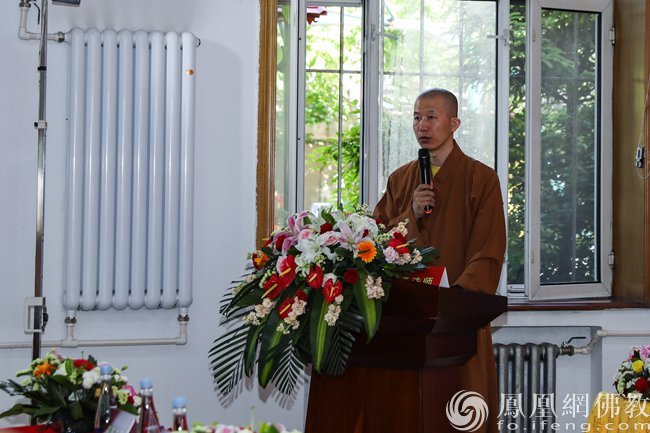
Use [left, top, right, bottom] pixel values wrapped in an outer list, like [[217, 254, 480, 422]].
[[521, 0, 614, 300], [257, 0, 615, 300]]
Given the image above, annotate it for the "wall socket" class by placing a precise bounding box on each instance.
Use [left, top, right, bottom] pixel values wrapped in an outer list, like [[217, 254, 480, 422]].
[[636, 146, 645, 168]]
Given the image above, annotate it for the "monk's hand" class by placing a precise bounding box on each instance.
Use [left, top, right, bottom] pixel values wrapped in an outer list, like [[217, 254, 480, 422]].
[[412, 184, 436, 219]]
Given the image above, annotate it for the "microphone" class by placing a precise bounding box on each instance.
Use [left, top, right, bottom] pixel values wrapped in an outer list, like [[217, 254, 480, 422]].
[[418, 149, 433, 215]]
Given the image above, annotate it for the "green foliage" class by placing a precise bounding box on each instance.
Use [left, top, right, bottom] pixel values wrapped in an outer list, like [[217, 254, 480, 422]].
[[0, 352, 138, 433], [306, 125, 360, 212], [209, 207, 438, 396]]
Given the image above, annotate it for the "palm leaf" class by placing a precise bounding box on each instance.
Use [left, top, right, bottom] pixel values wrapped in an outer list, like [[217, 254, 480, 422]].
[[269, 340, 306, 395], [208, 324, 249, 395], [322, 303, 363, 375]]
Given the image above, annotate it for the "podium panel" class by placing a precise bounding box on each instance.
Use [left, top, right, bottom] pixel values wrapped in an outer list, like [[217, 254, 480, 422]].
[[304, 280, 507, 433]]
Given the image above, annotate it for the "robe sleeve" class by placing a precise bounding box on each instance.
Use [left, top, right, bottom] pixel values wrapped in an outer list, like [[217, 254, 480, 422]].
[[373, 170, 422, 242], [453, 170, 506, 295]]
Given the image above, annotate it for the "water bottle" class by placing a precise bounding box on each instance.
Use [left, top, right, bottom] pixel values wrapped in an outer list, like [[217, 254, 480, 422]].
[[171, 397, 189, 432], [138, 378, 161, 433], [94, 364, 116, 433]]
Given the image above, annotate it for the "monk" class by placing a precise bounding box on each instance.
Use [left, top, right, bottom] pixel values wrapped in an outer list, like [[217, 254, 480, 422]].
[[374, 88, 506, 433]]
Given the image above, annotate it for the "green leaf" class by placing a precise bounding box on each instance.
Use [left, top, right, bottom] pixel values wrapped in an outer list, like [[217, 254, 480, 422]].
[[0, 403, 37, 419], [244, 325, 264, 377], [259, 422, 281, 433], [208, 324, 249, 395], [257, 314, 283, 388], [269, 341, 306, 394], [32, 405, 60, 417], [69, 401, 84, 420], [309, 292, 334, 372], [352, 271, 382, 341]]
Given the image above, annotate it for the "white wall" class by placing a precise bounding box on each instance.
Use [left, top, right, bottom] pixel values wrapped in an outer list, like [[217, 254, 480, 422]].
[[0, 1, 307, 430], [0, 1, 649, 431]]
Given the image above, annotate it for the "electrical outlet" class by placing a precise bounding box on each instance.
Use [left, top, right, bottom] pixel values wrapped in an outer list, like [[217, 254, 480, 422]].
[[636, 146, 644, 168]]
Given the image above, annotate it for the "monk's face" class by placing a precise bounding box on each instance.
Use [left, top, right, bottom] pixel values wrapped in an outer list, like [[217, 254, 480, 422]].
[[413, 95, 460, 156]]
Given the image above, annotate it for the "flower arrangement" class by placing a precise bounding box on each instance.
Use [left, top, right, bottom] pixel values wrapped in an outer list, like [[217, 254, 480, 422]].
[[0, 351, 139, 433], [191, 422, 301, 433], [614, 346, 650, 400], [209, 206, 436, 395]]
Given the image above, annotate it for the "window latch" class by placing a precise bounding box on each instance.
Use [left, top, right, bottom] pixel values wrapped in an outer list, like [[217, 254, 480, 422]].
[[487, 31, 509, 46], [371, 25, 398, 42]]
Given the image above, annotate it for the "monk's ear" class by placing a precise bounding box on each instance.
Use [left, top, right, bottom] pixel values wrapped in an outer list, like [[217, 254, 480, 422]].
[[450, 117, 461, 132]]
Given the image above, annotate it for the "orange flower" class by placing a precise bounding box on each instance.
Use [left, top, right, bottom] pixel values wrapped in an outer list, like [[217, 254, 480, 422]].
[[33, 361, 54, 378], [357, 241, 377, 263], [252, 251, 269, 270]]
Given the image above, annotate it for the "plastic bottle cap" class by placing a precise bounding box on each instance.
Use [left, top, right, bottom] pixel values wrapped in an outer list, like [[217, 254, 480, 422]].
[[172, 396, 188, 408], [99, 364, 113, 375], [140, 377, 153, 389]]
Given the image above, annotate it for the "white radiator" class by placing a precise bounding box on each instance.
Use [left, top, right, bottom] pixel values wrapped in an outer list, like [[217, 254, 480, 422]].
[[62, 28, 197, 316]]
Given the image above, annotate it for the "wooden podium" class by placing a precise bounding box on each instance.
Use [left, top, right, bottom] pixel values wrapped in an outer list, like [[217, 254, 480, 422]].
[[304, 279, 507, 433]]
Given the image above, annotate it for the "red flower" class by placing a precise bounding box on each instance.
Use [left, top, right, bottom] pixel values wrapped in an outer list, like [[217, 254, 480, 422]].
[[307, 265, 324, 289], [343, 269, 358, 284], [263, 274, 284, 300], [278, 255, 297, 287], [635, 377, 649, 393], [387, 232, 410, 254], [319, 223, 333, 234], [323, 279, 343, 303], [73, 359, 95, 371], [274, 232, 290, 251], [278, 291, 308, 319]]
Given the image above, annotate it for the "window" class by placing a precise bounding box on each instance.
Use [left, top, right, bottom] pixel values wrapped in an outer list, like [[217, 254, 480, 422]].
[[505, 0, 613, 299], [264, 0, 613, 300]]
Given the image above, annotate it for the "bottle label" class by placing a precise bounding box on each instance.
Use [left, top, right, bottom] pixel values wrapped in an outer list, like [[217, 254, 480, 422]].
[[104, 410, 138, 433]]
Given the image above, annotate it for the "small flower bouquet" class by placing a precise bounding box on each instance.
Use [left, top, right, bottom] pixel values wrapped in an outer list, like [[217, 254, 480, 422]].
[[192, 422, 301, 433], [209, 206, 437, 395], [0, 351, 139, 433], [614, 346, 650, 400]]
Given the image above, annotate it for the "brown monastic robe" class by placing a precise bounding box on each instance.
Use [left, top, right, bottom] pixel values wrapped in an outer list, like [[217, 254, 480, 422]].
[[374, 142, 506, 433]]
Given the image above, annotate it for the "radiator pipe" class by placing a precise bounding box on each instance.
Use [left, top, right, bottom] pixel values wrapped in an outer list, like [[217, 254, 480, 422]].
[[0, 314, 189, 350], [18, 1, 66, 42], [569, 329, 650, 355]]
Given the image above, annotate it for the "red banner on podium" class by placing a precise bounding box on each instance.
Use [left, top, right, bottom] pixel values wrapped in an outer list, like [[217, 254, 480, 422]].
[[407, 266, 449, 288], [0, 426, 61, 433]]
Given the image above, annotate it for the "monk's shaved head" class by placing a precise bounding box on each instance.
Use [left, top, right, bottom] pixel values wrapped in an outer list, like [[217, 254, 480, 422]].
[[416, 88, 458, 118]]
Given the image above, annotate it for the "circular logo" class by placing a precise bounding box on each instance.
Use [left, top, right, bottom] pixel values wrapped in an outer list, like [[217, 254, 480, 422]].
[[445, 390, 489, 432]]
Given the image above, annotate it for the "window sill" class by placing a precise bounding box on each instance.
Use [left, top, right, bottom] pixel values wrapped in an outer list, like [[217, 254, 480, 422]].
[[507, 297, 650, 311]]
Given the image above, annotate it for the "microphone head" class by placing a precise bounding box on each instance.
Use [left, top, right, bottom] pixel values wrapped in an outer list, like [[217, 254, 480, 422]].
[[418, 148, 430, 159]]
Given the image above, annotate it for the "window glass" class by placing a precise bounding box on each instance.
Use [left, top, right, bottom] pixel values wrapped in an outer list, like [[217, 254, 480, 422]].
[[539, 9, 599, 284], [304, 6, 363, 214], [379, 0, 497, 194]]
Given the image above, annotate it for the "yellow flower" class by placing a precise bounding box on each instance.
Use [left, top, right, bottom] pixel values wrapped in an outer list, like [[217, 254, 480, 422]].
[[33, 361, 54, 378], [632, 359, 645, 373], [357, 241, 377, 263]]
